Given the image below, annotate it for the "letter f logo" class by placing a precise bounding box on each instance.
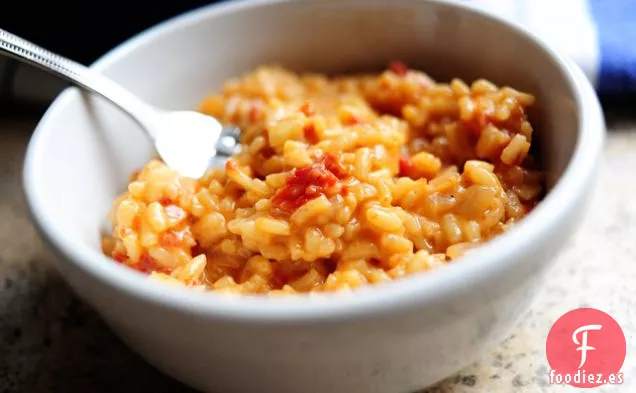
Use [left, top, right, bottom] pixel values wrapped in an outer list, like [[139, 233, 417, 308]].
[[572, 324, 603, 368]]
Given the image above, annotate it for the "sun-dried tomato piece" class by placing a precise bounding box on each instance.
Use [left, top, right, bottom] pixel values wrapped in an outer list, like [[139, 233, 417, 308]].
[[398, 156, 413, 177], [137, 252, 155, 273], [159, 197, 172, 207], [112, 251, 127, 263], [303, 123, 319, 144], [272, 154, 348, 213], [389, 60, 408, 76], [322, 153, 348, 179]]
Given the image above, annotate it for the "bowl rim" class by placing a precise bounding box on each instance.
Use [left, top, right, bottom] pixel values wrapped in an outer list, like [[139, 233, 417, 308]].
[[23, 0, 604, 322]]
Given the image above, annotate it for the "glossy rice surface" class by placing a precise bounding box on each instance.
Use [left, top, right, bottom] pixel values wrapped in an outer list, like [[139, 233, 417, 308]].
[[102, 63, 544, 295]]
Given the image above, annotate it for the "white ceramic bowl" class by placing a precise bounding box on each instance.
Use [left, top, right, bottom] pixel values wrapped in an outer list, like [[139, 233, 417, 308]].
[[23, 0, 604, 392]]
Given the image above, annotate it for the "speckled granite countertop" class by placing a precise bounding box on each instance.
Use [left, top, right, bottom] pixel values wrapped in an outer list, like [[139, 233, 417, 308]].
[[0, 107, 634, 393]]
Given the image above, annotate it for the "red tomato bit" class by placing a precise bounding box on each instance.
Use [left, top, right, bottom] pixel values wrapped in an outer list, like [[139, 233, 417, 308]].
[[133, 252, 171, 275], [112, 251, 127, 263], [137, 252, 156, 273], [272, 153, 348, 213], [398, 156, 413, 177], [322, 153, 348, 179], [303, 123, 319, 144], [159, 197, 172, 207], [389, 60, 408, 76]]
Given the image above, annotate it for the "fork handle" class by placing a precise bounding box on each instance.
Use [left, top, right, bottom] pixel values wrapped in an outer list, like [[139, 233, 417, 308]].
[[0, 28, 159, 138]]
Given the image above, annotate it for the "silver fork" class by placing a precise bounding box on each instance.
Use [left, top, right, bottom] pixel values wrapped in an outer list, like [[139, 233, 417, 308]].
[[0, 28, 240, 180]]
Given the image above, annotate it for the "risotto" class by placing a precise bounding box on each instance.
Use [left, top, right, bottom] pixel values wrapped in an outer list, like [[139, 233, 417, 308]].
[[101, 62, 544, 295]]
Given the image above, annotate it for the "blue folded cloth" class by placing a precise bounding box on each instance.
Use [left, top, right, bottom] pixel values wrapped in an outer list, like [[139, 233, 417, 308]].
[[589, 0, 636, 94], [456, 0, 636, 95]]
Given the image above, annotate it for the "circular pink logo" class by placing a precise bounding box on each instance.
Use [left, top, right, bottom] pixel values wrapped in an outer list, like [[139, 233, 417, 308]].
[[546, 308, 626, 388]]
